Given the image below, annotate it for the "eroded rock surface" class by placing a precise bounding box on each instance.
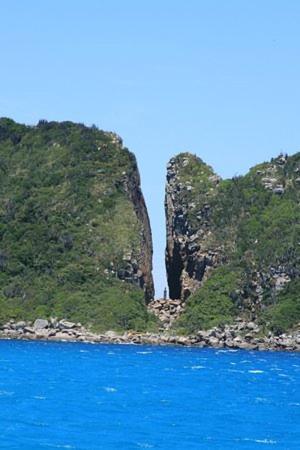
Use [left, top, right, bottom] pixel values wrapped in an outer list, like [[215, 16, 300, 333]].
[[165, 153, 224, 300], [165, 151, 300, 333], [147, 298, 185, 329]]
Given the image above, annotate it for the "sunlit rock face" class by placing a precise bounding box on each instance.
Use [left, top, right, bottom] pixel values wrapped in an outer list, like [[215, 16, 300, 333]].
[[165, 151, 300, 331], [165, 153, 224, 300]]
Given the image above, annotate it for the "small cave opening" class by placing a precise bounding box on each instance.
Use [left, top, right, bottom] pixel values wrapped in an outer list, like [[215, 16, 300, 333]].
[[166, 242, 183, 299]]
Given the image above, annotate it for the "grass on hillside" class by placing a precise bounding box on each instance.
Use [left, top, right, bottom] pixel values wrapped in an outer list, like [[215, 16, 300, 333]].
[[0, 118, 155, 332]]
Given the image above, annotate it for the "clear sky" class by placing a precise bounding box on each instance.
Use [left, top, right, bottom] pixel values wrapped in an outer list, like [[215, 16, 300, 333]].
[[1, 0, 300, 297]]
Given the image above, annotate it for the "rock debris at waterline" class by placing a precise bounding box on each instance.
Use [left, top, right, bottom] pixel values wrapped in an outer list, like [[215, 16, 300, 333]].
[[1, 318, 299, 351]]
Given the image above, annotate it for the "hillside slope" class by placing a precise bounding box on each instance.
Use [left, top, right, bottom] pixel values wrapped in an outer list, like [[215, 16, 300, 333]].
[[165, 152, 300, 334], [0, 118, 154, 331]]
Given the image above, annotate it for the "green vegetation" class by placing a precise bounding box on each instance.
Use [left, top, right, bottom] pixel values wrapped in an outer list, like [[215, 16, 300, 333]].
[[176, 266, 240, 333], [173, 152, 300, 333], [172, 153, 217, 230], [260, 279, 300, 335], [0, 118, 155, 331]]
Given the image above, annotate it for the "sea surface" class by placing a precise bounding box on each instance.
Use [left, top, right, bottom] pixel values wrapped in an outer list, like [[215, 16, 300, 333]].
[[0, 340, 299, 449]]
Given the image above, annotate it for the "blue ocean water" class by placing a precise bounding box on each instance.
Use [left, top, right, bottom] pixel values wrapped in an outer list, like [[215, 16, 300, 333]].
[[0, 341, 299, 449]]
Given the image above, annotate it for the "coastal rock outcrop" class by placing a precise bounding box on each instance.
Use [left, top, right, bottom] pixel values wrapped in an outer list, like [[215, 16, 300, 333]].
[[1, 317, 299, 351], [165, 153, 224, 300], [147, 298, 186, 329], [165, 152, 300, 335], [0, 118, 154, 330], [121, 158, 154, 302]]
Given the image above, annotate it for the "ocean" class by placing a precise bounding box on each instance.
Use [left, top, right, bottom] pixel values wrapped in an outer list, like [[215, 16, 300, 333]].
[[0, 340, 299, 449]]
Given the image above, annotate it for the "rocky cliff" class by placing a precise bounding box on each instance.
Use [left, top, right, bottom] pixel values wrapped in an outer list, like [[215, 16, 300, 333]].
[[166, 153, 224, 300], [0, 118, 154, 330], [121, 157, 154, 302], [165, 152, 300, 334]]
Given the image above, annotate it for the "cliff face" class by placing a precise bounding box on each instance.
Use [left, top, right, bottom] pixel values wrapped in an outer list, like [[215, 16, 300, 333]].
[[165, 153, 224, 300], [165, 152, 300, 333], [121, 156, 154, 302], [0, 118, 154, 329]]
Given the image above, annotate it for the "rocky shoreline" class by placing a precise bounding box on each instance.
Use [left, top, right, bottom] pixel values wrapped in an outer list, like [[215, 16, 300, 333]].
[[0, 318, 299, 351]]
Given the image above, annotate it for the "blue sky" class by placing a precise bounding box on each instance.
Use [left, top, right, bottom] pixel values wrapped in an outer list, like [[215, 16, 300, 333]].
[[1, 0, 300, 297]]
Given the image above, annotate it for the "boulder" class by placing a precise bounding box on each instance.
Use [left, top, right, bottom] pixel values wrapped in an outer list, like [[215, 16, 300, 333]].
[[105, 330, 119, 339], [225, 339, 234, 348], [15, 321, 26, 330], [50, 317, 58, 328], [177, 336, 189, 345], [33, 319, 49, 330], [208, 336, 221, 347], [35, 329, 49, 338], [233, 336, 243, 345], [48, 329, 57, 337], [246, 322, 256, 330], [24, 326, 35, 334], [58, 320, 76, 329]]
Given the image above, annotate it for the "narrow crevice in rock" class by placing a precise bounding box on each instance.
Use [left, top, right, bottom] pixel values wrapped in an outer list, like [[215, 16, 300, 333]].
[[122, 155, 155, 302], [166, 241, 183, 299]]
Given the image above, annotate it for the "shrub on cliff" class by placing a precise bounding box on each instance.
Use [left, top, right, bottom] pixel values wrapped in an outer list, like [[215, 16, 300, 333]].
[[261, 279, 300, 334], [167, 152, 300, 334], [176, 266, 240, 332], [0, 118, 154, 331]]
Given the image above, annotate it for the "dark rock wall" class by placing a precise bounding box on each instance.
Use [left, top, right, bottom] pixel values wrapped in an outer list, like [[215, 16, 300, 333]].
[[122, 155, 154, 302], [165, 153, 224, 300], [165, 151, 300, 312]]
